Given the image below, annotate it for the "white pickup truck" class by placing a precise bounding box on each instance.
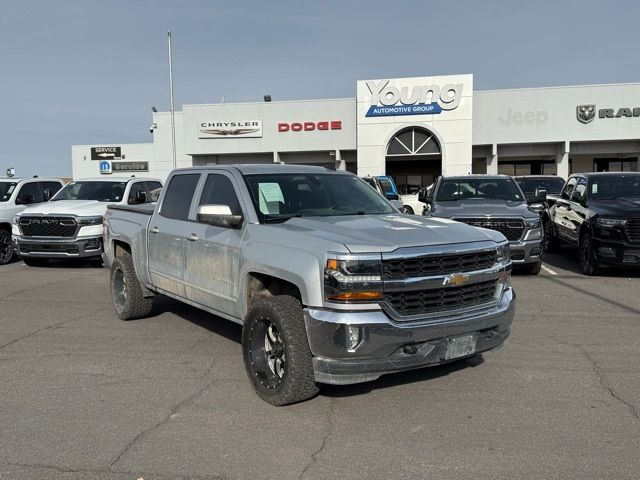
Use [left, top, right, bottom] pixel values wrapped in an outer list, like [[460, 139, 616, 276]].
[[0, 177, 64, 265], [12, 176, 161, 266]]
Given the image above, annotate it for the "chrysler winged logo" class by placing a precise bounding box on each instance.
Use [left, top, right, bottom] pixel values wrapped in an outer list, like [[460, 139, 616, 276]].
[[443, 273, 470, 287], [199, 128, 260, 136], [577, 104, 596, 124]]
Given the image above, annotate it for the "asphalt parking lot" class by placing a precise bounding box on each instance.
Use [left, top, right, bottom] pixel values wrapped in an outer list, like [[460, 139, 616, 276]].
[[1, 251, 639, 480]]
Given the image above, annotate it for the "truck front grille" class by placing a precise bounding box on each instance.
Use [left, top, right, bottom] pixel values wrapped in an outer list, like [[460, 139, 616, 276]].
[[382, 250, 497, 280], [384, 280, 498, 317], [453, 218, 524, 241], [625, 218, 640, 243], [19, 216, 77, 238]]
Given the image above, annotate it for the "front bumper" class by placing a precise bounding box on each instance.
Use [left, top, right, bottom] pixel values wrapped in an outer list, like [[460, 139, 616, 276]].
[[303, 288, 515, 385], [593, 237, 640, 266], [13, 235, 103, 259], [509, 237, 542, 265]]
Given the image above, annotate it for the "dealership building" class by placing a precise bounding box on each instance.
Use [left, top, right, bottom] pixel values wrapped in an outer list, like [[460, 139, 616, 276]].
[[72, 74, 640, 193]]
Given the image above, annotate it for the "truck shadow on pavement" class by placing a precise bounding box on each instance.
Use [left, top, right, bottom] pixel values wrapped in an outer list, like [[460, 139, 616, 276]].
[[149, 295, 485, 397], [542, 248, 640, 278]]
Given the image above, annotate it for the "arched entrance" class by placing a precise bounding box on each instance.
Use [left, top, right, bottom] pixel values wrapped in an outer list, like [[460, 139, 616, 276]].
[[385, 126, 442, 194]]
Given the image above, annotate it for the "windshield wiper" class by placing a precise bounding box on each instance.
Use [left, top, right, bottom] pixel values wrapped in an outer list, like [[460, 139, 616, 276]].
[[263, 213, 304, 224]]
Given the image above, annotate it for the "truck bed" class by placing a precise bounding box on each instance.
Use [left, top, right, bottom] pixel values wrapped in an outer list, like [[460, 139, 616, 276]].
[[107, 203, 156, 215]]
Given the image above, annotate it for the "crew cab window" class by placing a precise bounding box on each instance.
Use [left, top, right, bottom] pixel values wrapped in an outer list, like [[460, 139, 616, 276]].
[[16, 182, 43, 204], [160, 174, 200, 220], [571, 178, 587, 202], [198, 174, 242, 215], [145, 181, 163, 202], [561, 177, 578, 200]]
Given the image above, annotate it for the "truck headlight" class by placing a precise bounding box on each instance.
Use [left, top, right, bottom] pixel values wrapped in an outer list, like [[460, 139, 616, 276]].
[[77, 216, 103, 226], [496, 243, 510, 264], [524, 218, 541, 229], [324, 254, 383, 302], [596, 217, 627, 227]]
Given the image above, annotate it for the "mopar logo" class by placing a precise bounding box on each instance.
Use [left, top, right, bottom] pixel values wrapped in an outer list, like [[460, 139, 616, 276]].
[[365, 80, 463, 117]]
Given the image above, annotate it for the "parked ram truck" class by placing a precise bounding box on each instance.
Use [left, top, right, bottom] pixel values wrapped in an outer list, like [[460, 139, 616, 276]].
[[12, 177, 162, 266], [0, 177, 64, 265], [548, 172, 640, 275], [421, 175, 544, 274], [361, 175, 406, 212], [103, 165, 515, 406]]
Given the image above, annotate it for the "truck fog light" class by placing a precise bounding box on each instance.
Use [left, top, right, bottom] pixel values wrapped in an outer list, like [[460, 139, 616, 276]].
[[85, 239, 102, 251], [531, 247, 541, 256], [346, 325, 361, 352], [598, 247, 616, 258]]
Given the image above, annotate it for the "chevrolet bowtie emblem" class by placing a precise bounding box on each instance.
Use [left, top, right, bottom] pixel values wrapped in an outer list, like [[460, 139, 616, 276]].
[[443, 273, 470, 287]]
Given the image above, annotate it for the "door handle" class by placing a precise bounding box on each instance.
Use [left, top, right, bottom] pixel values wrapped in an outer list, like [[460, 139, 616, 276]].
[[150, 226, 160, 234], [186, 233, 198, 242]]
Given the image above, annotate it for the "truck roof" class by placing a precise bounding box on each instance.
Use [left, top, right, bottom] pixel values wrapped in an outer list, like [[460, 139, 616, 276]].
[[71, 176, 160, 182], [0, 177, 63, 183], [172, 164, 349, 175], [440, 175, 513, 181]]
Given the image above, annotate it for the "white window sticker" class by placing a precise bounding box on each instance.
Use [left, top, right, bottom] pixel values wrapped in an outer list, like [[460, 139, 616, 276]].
[[258, 183, 285, 214], [592, 184, 598, 194]]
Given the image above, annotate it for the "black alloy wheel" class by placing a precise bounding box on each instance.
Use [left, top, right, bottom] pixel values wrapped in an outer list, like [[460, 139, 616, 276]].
[[0, 228, 13, 265], [579, 233, 599, 276]]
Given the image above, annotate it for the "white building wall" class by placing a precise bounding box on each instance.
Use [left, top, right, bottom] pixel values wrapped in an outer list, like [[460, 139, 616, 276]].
[[71, 143, 154, 179]]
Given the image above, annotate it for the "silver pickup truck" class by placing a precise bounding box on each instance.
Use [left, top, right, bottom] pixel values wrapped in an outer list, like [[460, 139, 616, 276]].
[[103, 165, 515, 405]]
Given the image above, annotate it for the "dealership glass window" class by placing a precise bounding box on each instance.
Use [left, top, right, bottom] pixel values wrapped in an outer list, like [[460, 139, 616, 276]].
[[498, 160, 557, 176], [198, 174, 242, 216], [593, 158, 638, 172], [394, 175, 434, 194], [160, 174, 200, 220]]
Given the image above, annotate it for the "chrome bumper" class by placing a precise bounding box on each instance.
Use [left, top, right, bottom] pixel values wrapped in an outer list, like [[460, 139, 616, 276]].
[[509, 237, 542, 264], [13, 235, 103, 259], [303, 288, 515, 385]]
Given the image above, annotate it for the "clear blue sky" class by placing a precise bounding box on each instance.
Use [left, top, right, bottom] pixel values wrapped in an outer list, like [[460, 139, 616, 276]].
[[1, 0, 639, 177]]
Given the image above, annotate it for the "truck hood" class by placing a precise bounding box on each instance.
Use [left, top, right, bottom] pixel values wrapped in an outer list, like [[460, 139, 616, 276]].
[[432, 199, 537, 219], [269, 214, 503, 253], [589, 197, 640, 216], [18, 200, 109, 217]]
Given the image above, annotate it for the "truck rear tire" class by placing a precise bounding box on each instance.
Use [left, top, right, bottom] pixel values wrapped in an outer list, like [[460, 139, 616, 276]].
[[23, 257, 49, 267], [0, 227, 14, 265], [242, 295, 319, 406], [110, 251, 153, 320]]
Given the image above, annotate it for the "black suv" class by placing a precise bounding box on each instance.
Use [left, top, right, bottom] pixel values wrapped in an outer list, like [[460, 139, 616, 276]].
[[420, 175, 543, 274], [549, 172, 640, 274], [514, 175, 566, 251]]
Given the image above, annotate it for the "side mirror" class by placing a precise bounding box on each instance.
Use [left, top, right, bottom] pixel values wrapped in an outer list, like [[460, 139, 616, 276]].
[[196, 204, 243, 229], [42, 189, 53, 201], [532, 188, 547, 203], [16, 194, 35, 205], [136, 190, 148, 203], [418, 188, 432, 204]]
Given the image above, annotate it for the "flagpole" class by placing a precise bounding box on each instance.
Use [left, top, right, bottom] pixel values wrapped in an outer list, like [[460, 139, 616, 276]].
[[168, 30, 177, 169]]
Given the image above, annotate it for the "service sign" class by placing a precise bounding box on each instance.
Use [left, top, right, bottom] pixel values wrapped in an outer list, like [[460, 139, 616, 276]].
[[112, 161, 149, 172], [91, 146, 121, 160], [199, 121, 263, 138]]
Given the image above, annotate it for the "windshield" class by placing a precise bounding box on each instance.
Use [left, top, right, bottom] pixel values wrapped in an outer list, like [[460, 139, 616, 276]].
[[436, 178, 524, 202], [244, 173, 396, 223], [590, 174, 640, 200], [52, 181, 127, 202], [516, 177, 565, 195], [0, 182, 18, 202]]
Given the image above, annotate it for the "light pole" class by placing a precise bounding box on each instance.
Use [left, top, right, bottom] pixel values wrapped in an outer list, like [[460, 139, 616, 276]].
[[167, 30, 177, 170]]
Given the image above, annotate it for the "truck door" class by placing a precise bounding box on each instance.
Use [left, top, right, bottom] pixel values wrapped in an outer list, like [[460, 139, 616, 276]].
[[183, 172, 244, 318], [552, 177, 577, 243], [148, 173, 200, 297], [565, 177, 588, 244]]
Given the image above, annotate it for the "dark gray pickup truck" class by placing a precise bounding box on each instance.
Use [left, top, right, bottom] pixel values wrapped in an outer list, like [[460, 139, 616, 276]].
[[103, 165, 515, 405], [421, 175, 544, 274]]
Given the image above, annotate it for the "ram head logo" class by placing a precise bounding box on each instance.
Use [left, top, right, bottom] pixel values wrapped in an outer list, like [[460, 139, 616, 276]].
[[576, 104, 596, 124]]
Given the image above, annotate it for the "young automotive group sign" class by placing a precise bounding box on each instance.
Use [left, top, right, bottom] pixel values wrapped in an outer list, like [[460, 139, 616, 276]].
[[365, 80, 464, 117]]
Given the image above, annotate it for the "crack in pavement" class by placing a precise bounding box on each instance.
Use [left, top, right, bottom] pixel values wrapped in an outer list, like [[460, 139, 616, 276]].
[[107, 361, 216, 471], [550, 336, 639, 421], [579, 347, 640, 420], [0, 307, 109, 351], [299, 397, 336, 479]]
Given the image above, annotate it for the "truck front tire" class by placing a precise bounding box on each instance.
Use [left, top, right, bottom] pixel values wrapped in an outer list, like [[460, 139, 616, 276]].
[[110, 252, 153, 320], [242, 295, 319, 406], [0, 228, 14, 265]]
